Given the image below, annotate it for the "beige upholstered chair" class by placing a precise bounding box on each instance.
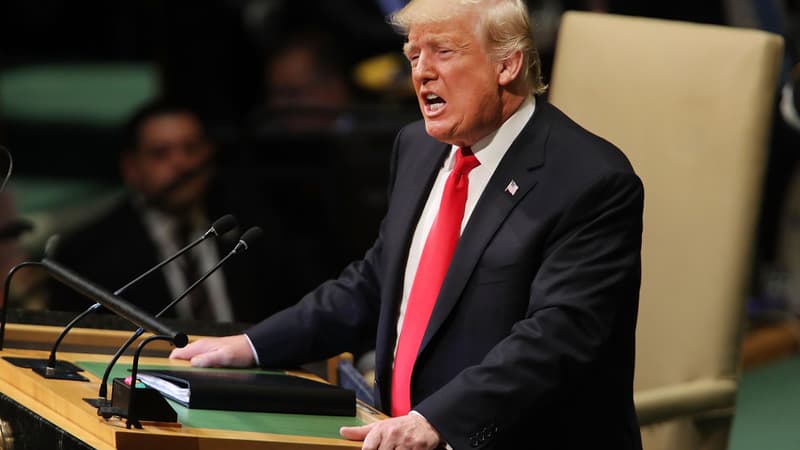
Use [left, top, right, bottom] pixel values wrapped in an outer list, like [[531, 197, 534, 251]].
[[548, 11, 784, 450]]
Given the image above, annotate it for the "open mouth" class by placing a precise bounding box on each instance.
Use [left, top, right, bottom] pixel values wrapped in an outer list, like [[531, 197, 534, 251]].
[[424, 93, 446, 113]]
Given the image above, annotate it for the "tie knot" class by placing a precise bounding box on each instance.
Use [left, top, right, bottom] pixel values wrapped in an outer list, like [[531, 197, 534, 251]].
[[454, 147, 480, 175]]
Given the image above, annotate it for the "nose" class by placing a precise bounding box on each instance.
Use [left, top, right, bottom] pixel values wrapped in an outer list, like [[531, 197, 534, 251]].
[[168, 145, 205, 176], [412, 51, 436, 85], [168, 147, 193, 170]]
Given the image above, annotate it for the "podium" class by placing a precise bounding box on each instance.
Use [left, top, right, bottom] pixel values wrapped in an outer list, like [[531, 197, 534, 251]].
[[0, 323, 384, 449]]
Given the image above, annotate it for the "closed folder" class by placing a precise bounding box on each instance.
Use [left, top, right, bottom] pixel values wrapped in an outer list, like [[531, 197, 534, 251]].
[[136, 369, 356, 416]]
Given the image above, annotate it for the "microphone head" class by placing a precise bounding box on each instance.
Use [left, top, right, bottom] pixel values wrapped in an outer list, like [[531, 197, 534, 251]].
[[0, 145, 12, 193], [172, 332, 189, 348], [235, 226, 264, 253], [44, 234, 61, 258], [210, 214, 238, 236]]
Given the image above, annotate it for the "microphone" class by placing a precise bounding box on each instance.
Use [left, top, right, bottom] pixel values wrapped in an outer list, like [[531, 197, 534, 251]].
[[114, 214, 238, 295], [0, 234, 61, 352], [153, 226, 264, 318], [40, 258, 188, 347], [0, 145, 13, 193], [95, 226, 263, 397], [27, 215, 238, 380], [93, 226, 263, 421]]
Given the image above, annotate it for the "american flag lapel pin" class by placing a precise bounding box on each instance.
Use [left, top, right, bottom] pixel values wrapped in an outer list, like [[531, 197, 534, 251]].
[[505, 179, 519, 196]]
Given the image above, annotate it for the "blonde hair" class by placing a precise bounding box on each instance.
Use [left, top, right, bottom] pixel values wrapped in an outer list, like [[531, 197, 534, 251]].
[[390, 0, 547, 94]]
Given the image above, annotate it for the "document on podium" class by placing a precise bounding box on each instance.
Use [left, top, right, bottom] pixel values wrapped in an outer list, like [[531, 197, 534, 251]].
[[137, 373, 189, 402], [136, 369, 356, 416]]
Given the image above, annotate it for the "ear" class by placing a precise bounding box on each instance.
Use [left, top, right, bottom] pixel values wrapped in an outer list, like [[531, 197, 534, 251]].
[[497, 49, 524, 87]]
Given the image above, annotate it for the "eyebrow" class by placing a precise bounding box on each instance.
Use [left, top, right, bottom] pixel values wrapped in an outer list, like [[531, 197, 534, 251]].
[[403, 35, 469, 58], [403, 41, 415, 57]]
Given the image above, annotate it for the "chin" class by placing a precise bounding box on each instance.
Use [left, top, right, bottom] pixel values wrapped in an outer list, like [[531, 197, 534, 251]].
[[424, 121, 456, 144]]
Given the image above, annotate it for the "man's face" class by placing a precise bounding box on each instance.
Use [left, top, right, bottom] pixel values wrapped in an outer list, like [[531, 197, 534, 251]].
[[122, 113, 213, 213], [405, 12, 505, 146]]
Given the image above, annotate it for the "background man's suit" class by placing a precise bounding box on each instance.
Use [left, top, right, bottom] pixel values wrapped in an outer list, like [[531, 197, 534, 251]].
[[247, 100, 644, 449], [48, 193, 305, 323]]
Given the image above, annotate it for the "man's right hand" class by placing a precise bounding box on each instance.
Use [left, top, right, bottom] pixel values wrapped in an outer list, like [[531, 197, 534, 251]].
[[169, 334, 256, 368]]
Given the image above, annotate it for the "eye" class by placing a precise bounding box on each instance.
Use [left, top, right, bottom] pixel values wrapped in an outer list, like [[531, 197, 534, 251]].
[[436, 45, 454, 56]]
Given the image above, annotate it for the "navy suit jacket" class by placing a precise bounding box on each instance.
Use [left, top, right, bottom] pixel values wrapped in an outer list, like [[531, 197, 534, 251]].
[[247, 100, 644, 449]]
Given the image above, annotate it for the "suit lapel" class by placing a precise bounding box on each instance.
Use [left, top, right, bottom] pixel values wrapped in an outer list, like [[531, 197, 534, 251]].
[[389, 141, 451, 278], [382, 140, 448, 314], [417, 104, 553, 356]]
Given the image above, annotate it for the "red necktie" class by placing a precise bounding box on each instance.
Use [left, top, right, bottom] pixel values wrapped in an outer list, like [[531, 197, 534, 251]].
[[391, 147, 480, 417]]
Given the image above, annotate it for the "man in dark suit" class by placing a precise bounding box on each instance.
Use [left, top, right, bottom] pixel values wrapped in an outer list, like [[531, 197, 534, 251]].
[[48, 100, 301, 323], [172, 0, 644, 448]]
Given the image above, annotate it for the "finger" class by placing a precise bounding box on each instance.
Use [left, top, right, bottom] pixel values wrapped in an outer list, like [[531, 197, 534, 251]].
[[340, 423, 374, 441], [168, 348, 184, 360], [189, 349, 220, 368], [170, 338, 213, 360], [169, 343, 199, 360], [360, 423, 384, 450]]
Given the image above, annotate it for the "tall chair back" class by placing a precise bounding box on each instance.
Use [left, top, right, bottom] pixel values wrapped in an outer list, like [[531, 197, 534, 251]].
[[549, 11, 784, 449]]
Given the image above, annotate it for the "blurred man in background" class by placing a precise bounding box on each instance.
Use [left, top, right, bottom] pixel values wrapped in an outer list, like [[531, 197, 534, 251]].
[[48, 99, 299, 323]]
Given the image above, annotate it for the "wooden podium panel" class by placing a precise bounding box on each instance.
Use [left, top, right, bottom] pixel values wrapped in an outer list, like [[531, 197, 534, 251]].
[[0, 324, 383, 449]]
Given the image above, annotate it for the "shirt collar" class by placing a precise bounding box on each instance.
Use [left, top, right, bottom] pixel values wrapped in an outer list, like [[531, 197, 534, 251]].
[[444, 95, 536, 169]]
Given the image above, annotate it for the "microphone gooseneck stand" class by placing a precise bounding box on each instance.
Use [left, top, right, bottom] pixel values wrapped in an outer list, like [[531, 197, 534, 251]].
[[91, 227, 263, 422], [23, 215, 237, 380], [0, 261, 87, 377], [98, 334, 186, 429], [95, 246, 243, 400], [0, 261, 42, 351]]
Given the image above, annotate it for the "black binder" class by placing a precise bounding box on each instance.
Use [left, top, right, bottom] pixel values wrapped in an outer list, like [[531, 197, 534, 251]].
[[136, 369, 356, 416]]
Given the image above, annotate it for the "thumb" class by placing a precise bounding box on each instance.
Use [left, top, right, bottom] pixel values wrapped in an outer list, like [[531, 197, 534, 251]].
[[340, 422, 376, 441]]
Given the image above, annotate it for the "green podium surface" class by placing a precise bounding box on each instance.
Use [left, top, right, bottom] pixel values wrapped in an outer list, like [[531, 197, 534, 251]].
[[79, 362, 362, 439]]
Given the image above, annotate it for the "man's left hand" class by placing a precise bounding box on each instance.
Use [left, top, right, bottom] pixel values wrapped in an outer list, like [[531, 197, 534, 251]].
[[340, 412, 443, 450]]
